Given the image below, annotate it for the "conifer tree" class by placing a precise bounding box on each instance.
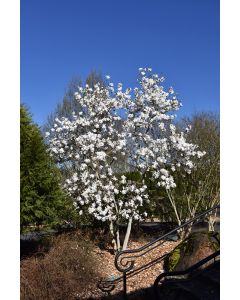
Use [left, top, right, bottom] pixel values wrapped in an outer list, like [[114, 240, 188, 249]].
[[20, 104, 67, 230]]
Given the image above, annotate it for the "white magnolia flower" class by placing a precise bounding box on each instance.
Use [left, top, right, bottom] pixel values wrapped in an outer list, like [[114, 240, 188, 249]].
[[47, 67, 205, 229]]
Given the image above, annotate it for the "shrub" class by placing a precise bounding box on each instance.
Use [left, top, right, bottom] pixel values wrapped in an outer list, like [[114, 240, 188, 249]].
[[20, 104, 69, 230], [21, 232, 101, 300]]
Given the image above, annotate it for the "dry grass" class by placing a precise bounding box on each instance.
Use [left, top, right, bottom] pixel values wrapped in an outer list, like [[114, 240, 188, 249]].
[[21, 231, 102, 300]]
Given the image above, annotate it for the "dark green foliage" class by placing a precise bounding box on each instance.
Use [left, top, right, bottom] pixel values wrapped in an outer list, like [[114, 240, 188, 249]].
[[20, 104, 70, 230], [124, 171, 142, 182]]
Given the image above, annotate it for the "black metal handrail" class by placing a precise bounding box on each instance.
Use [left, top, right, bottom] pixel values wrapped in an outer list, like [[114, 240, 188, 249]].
[[153, 250, 220, 298], [115, 204, 219, 273], [154, 249, 220, 285], [98, 204, 219, 298], [98, 252, 169, 293]]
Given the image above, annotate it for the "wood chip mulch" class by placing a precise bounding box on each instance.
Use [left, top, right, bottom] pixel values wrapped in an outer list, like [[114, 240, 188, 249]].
[[77, 238, 179, 299]]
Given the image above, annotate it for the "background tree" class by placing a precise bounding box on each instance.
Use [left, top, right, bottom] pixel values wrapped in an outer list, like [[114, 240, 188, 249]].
[[85, 70, 105, 88], [157, 112, 220, 228], [43, 70, 105, 134], [178, 112, 220, 227], [42, 70, 109, 183], [20, 104, 70, 231]]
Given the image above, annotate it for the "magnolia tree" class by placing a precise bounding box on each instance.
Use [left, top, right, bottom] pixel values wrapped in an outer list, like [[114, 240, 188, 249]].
[[46, 68, 205, 251]]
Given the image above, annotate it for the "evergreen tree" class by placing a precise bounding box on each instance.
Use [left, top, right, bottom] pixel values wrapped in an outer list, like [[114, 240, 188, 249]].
[[20, 104, 68, 230]]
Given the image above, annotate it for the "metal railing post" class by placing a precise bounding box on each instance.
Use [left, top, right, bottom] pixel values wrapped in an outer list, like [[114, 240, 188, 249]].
[[123, 271, 127, 300]]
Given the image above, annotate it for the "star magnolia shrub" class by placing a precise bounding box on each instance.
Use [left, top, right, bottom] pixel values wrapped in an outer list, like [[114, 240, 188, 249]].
[[46, 68, 205, 250]]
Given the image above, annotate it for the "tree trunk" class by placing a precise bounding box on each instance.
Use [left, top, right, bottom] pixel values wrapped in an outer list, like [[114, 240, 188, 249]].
[[110, 220, 117, 251], [122, 217, 132, 250], [166, 190, 182, 227], [208, 215, 216, 232], [116, 227, 121, 251]]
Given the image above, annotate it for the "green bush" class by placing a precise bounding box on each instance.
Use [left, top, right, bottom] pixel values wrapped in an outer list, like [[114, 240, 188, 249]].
[[20, 104, 71, 230]]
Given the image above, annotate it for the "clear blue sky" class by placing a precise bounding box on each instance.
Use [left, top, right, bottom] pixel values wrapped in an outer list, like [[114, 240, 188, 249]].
[[21, 0, 219, 126]]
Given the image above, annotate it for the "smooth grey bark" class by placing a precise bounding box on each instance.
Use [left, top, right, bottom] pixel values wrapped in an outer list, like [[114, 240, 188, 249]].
[[110, 220, 117, 251], [122, 217, 133, 250]]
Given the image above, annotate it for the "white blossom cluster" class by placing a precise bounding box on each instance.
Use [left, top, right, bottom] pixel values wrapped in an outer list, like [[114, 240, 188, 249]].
[[117, 179, 149, 221], [46, 68, 205, 223], [124, 68, 205, 189], [46, 81, 148, 223]]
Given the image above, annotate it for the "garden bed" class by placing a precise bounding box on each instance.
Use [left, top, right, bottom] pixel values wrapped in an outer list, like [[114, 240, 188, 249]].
[[20, 230, 179, 299]]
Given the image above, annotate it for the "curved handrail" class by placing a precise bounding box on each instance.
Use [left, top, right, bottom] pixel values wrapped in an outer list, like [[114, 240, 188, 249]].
[[153, 250, 220, 298], [98, 252, 169, 293], [115, 204, 219, 272], [98, 204, 219, 294], [97, 279, 118, 294], [154, 250, 220, 285]]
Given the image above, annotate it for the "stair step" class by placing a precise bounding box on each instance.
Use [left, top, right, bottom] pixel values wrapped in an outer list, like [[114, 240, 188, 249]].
[[157, 282, 200, 300], [175, 277, 219, 300], [198, 262, 220, 285], [156, 262, 220, 300]]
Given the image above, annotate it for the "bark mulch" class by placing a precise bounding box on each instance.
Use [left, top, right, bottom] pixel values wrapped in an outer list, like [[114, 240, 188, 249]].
[[78, 239, 179, 299]]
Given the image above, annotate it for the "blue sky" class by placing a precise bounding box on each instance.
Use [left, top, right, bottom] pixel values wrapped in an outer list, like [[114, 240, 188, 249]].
[[21, 0, 219, 126]]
